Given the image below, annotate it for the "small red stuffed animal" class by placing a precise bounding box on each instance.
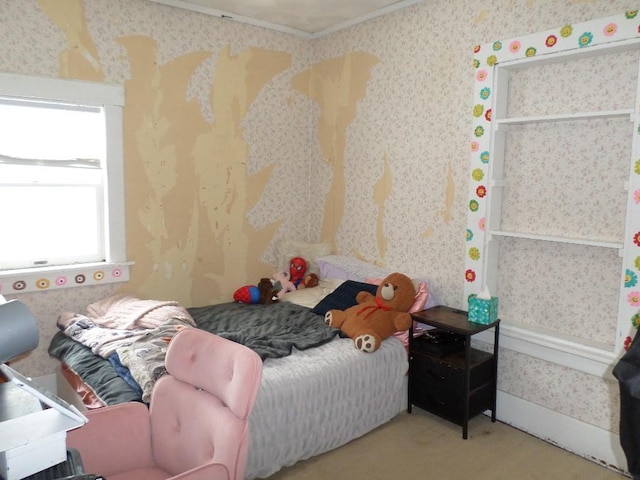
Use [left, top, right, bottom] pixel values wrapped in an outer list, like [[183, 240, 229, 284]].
[[289, 257, 307, 289], [324, 272, 416, 353], [233, 278, 279, 304]]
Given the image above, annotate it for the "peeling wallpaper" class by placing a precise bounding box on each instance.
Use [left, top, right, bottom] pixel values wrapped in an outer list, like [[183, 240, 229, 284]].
[[0, 0, 635, 453], [292, 52, 380, 254]]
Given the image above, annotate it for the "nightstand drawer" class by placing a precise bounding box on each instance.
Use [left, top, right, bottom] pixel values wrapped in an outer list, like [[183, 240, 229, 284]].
[[411, 354, 461, 389], [411, 350, 494, 392], [410, 380, 494, 425], [410, 381, 461, 421]]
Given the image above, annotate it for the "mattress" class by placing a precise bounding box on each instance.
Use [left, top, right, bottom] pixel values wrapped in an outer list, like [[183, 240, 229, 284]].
[[247, 335, 408, 479]]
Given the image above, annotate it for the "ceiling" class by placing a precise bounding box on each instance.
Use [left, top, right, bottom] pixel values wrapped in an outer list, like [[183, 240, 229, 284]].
[[147, 0, 423, 37]]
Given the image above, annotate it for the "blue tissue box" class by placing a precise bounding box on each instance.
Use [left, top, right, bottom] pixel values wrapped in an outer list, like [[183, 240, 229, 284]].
[[468, 294, 498, 325]]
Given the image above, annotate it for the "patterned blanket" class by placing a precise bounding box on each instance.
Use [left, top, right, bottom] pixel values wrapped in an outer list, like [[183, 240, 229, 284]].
[[57, 294, 195, 358], [56, 294, 195, 402]]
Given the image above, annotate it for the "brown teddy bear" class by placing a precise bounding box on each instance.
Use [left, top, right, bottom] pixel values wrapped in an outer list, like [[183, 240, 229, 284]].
[[324, 272, 416, 352], [258, 277, 279, 304], [300, 272, 319, 289]]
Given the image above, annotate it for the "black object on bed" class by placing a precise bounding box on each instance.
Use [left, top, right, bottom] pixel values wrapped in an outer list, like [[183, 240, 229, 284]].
[[310, 280, 378, 316]]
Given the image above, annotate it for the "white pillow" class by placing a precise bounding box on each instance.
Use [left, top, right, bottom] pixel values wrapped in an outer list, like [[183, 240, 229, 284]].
[[317, 255, 388, 280], [280, 278, 344, 309]]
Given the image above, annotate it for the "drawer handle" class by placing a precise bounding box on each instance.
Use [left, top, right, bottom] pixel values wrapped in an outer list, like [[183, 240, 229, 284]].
[[427, 369, 446, 381], [426, 394, 446, 406]]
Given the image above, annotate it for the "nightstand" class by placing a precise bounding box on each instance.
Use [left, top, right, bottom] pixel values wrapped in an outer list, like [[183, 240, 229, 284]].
[[408, 305, 500, 439]]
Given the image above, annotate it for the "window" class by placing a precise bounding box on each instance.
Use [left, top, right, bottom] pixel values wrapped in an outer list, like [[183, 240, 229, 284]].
[[0, 73, 128, 286]]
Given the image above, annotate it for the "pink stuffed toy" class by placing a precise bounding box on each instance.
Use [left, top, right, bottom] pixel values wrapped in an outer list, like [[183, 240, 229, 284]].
[[272, 271, 296, 299]]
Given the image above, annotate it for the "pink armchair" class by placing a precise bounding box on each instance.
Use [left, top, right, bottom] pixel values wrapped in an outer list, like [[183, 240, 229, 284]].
[[67, 328, 262, 480]]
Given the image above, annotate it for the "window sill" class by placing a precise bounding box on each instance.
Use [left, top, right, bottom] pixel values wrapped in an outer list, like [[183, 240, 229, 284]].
[[0, 261, 133, 294]]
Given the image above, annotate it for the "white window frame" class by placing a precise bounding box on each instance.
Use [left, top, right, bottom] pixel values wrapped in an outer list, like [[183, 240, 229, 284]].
[[0, 72, 130, 292]]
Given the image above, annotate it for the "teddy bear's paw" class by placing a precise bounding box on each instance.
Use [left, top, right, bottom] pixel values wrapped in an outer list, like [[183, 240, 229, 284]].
[[324, 311, 334, 326], [355, 334, 377, 353]]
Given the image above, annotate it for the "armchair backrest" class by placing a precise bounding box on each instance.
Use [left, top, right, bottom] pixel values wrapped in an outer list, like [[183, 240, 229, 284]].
[[149, 327, 262, 480]]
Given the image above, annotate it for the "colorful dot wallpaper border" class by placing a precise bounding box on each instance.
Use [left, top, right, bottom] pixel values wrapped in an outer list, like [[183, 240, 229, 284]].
[[0, 263, 131, 295], [464, 11, 640, 351]]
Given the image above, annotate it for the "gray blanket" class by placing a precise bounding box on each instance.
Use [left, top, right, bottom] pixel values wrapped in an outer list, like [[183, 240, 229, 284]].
[[188, 301, 340, 360]]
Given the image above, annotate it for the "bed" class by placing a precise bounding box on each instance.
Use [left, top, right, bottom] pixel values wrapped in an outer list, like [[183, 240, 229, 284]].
[[48, 254, 436, 479]]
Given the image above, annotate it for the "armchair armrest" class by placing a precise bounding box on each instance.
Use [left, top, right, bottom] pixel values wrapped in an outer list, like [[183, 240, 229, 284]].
[[171, 463, 230, 480], [56, 476, 105, 480], [67, 402, 154, 476]]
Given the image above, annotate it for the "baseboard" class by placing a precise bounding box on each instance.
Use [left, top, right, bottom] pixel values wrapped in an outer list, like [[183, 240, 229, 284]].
[[495, 390, 629, 476]]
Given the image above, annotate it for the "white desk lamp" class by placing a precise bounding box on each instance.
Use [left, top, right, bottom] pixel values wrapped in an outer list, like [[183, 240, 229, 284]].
[[0, 297, 39, 365]]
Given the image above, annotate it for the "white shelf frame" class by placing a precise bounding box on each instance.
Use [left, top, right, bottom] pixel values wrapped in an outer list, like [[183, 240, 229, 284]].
[[488, 230, 623, 249], [495, 109, 634, 128], [465, 17, 640, 376]]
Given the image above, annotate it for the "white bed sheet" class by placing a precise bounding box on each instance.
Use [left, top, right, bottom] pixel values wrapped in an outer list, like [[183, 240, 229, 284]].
[[246, 335, 408, 479]]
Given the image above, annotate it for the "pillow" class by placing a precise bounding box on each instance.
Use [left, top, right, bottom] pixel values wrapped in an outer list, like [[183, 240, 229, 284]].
[[310, 280, 378, 316], [277, 240, 332, 275], [317, 260, 352, 280], [318, 255, 438, 309], [419, 281, 437, 310], [393, 330, 410, 349], [317, 255, 388, 281], [411, 281, 430, 312], [280, 279, 344, 309]]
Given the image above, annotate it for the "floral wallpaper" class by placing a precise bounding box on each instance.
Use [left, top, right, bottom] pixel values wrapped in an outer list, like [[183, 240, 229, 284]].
[[297, 1, 639, 462]]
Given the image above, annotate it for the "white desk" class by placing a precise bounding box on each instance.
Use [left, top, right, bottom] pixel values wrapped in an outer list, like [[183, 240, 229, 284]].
[[0, 382, 79, 480]]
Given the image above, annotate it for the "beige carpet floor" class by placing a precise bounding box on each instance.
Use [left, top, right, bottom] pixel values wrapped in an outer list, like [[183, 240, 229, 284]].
[[266, 407, 629, 480]]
